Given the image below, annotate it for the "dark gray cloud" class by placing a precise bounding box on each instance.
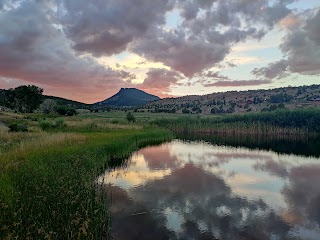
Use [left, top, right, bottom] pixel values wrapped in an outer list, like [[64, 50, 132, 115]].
[[0, 0, 135, 102], [59, 0, 175, 56], [133, 0, 294, 77], [0, 0, 318, 101], [134, 28, 230, 77], [251, 59, 289, 79], [251, 8, 320, 80]]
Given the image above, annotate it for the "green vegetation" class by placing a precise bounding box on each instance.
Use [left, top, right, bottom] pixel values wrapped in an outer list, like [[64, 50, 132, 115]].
[[5, 85, 43, 113], [0, 113, 173, 239], [2, 83, 320, 240], [151, 108, 320, 135], [8, 123, 28, 132], [55, 105, 78, 116], [126, 112, 136, 122]]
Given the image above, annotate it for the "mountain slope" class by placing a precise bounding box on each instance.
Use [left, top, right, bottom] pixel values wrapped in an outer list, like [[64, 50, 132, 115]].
[[0, 89, 89, 109], [95, 88, 160, 107], [145, 84, 320, 114]]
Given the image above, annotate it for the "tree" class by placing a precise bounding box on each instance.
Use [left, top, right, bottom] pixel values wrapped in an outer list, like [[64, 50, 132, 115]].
[[5, 85, 43, 113], [39, 99, 57, 113], [126, 112, 135, 122]]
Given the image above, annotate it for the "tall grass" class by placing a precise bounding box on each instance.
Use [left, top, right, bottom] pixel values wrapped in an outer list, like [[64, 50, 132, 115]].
[[151, 108, 320, 135], [0, 125, 173, 239]]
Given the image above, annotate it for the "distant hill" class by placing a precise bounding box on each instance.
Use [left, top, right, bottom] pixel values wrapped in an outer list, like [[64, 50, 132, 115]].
[[95, 88, 160, 107], [0, 89, 89, 109], [45, 95, 89, 109], [145, 84, 320, 114]]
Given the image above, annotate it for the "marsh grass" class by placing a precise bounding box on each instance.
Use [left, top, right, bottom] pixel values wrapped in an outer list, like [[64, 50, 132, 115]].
[[152, 108, 320, 136], [0, 114, 173, 239]]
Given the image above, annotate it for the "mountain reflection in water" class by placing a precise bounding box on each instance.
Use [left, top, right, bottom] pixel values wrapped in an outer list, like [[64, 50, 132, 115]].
[[100, 138, 320, 240]]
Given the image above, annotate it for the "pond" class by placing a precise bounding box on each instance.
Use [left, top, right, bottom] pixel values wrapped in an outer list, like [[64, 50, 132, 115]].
[[100, 136, 320, 240]]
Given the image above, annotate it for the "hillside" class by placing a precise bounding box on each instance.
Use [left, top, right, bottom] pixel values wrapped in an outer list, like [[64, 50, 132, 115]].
[[145, 85, 320, 114], [0, 89, 89, 109], [45, 95, 89, 109], [95, 88, 160, 107]]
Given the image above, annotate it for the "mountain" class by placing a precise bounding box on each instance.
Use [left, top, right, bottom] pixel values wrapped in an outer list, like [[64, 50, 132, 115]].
[[95, 88, 160, 107]]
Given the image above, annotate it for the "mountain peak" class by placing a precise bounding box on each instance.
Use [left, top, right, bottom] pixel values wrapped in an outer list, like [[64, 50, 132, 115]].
[[95, 88, 160, 107]]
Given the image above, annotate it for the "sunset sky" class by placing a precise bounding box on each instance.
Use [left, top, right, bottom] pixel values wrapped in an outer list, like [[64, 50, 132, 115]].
[[0, 0, 319, 103]]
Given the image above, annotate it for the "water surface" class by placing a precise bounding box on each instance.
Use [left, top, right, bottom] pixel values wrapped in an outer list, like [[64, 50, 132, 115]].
[[101, 138, 320, 240]]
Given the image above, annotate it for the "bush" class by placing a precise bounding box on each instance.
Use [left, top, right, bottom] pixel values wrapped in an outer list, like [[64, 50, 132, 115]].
[[56, 106, 78, 116], [39, 99, 57, 113], [269, 93, 293, 103], [9, 123, 28, 132], [126, 112, 135, 123], [39, 120, 55, 130], [182, 109, 190, 114], [111, 119, 120, 124], [55, 118, 65, 128]]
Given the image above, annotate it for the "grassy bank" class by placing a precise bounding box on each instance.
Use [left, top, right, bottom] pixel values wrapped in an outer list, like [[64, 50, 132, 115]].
[[151, 108, 320, 135], [0, 114, 173, 239]]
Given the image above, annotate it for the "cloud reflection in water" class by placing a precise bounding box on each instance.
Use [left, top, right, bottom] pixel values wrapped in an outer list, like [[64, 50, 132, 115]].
[[103, 140, 320, 240]]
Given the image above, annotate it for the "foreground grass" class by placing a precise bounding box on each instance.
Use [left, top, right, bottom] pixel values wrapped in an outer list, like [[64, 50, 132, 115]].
[[0, 116, 173, 239], [151, 108, 320, 135]]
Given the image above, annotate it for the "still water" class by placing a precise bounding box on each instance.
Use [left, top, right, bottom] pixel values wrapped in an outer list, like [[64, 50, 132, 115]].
[[101, 137, 320, 240]]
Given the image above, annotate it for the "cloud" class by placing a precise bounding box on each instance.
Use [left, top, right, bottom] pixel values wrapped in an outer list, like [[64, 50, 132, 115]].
[[133, 0, 294, 77], [1, 0, 317, 101], [0, 0, 143, 103], [202, 79, 271, 87], [252, 8, 320, 80], [251, 59, 289, 79], [59, 0, 175, 56], [197, 70, 272, 87], [138, 68, 182, 97]]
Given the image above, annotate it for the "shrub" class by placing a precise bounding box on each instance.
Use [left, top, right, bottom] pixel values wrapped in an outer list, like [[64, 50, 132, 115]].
[[126, 112, 135, 122], [56, 106, 78, 116], [111, 119, 120, 124], [8, 123, 28, 132], [55, 118, 65, 128], [39, 120, 55, 130], [39, 99, 57, 113]]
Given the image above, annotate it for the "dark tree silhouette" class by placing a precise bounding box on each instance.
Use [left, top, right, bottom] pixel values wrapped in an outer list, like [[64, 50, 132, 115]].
[[5, 85, 43, 113]]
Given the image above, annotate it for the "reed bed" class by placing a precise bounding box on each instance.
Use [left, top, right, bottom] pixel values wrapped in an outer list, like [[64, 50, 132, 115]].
[[152, 108, 320, 136], [0, 125, 173, 239]]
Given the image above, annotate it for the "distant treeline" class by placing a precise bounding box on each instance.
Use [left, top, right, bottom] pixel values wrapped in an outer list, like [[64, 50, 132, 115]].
[[151, 108, 320, 135]]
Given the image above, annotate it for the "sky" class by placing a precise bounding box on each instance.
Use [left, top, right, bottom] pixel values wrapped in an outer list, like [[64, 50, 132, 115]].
[[0, 0, 319, 103]]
